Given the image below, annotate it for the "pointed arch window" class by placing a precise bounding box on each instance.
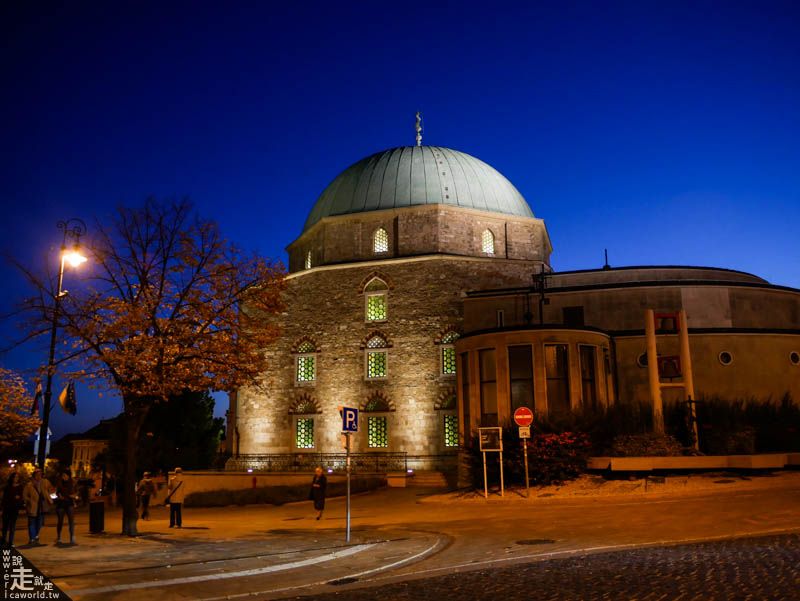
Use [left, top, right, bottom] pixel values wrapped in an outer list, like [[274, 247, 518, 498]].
[[365, 334, 389, 379], [364, 277, 388, 322], [481, 229, 495, 255], [305, 250, 312, 270], [439, 331, 460, 376], [363, 394, 392, 448], [373, 228, 389, 254], [294, 341, 317, 384]]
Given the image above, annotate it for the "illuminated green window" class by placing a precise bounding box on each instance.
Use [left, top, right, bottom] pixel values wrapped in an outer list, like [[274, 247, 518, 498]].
[[365, 278, 388, 322], [366, 294, 387, 321], [366, 335, 388, 379], [368, 416, 388, 448], [440, 331, 459, 375], [295, 341, 316, 383], [443, 414, 458, 447], [295, 418, 314, 449]]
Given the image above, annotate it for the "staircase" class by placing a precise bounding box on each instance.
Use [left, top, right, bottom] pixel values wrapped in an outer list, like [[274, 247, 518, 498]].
[[407, 470, 452, 488]]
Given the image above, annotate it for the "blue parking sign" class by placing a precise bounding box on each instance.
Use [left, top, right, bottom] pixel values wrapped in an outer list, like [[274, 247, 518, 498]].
[[342, 406, 359, 432]]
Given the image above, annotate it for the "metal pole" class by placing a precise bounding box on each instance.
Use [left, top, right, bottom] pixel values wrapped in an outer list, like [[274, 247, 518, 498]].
[[345, 433, 351, 543], [37, 219, 86, 469], [499, 450, 504, 497], [482, 451, 488, 499], [37, 257, 65, 469], [523, 440, 530, 498]]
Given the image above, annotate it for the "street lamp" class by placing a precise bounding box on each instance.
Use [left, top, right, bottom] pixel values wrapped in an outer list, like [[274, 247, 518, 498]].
[[36, 218, 87, 469]]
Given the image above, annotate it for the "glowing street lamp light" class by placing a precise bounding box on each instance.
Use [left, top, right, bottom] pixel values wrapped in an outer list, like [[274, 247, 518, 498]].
[[36, 219, 87, 469]]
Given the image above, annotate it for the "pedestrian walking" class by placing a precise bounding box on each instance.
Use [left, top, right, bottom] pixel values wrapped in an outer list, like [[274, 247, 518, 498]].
[[55, 470, 78, 545], [309, 466, 327, 520], [22, 469, 47, 545], [167, 467, 185, 528], [38, 474, 55, 535], [1, 472, 24, 546], [137, 472, 156, 520]]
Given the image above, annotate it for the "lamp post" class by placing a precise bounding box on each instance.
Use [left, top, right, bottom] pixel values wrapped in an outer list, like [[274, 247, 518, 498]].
[[36, 219, 87, 469]]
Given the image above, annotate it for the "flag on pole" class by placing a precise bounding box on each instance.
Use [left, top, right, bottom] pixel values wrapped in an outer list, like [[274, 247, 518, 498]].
[[58, 381, 77, 416], [31, 381, 43, 415]]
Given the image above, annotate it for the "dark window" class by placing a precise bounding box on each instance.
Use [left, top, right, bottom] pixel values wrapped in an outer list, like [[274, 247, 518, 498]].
[[496, 310, 505, 328], [461, 353, 471, 442], [508, 345, 534, 413], [562, 306, 585, 327], [479, 349, 498, 426], [579, 345, 598, 409], [545, 344, 570, 414]]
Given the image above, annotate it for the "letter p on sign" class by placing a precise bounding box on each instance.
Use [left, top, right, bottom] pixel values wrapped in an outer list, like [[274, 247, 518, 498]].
[[342, 407, 359, 432]]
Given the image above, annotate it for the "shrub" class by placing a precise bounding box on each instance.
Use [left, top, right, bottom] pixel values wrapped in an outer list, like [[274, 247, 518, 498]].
[[608, 433, 683, 457], [468, 428, 590, 488]]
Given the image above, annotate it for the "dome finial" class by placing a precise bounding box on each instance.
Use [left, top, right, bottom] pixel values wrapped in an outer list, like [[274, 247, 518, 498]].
[[415, 111, 423, 147]]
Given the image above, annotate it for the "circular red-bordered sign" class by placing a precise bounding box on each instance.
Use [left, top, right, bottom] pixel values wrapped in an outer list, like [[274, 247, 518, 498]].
[[513, 407, 534, 427]]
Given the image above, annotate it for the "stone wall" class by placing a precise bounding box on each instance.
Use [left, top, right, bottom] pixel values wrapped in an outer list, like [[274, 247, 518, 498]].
[[235, 255, 546, 458], [286, 204, 551, 272]]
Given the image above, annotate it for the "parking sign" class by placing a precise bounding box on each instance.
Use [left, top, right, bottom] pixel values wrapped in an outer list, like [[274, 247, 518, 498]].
[[341, 406, 359, 432]]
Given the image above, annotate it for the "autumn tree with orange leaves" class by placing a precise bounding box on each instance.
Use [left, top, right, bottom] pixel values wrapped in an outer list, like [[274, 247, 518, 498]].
[[0, 368, 40, 457], [22, 200, 285, 535]]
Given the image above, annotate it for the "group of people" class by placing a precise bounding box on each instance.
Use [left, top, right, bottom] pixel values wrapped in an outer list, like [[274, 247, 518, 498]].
[[2, 465, 326, 547], [2, 468, 80, 547], [136, 467, 185, 527]]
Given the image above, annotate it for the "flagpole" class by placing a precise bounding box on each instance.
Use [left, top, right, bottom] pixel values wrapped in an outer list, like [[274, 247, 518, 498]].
[[36, 219, 86, 469]]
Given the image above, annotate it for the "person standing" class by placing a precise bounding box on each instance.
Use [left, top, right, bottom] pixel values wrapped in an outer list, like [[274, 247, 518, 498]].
[[22, 469, 45, 545], [167, 467, 185, 528], [38, 473, 55, 536], [309, 466, 327, 520], [55, 470, 78, 545], [137, 472, 156, 520], [1, 472, 24, 546]]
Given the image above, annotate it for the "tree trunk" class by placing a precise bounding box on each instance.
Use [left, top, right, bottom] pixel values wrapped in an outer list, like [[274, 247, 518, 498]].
[[121, 401, 149, 536]]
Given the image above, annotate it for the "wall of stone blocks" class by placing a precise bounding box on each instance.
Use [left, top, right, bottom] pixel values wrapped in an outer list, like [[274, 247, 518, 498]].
[[234, 255, 546, 458], [286, 205, 551, 271]]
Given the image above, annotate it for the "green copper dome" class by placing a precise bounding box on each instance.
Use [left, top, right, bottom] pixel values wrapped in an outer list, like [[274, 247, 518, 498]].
[[303, 146, 534, 231]]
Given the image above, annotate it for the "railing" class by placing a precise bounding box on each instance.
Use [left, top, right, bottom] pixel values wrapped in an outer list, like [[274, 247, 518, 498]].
[[226, 452, 410, 474]]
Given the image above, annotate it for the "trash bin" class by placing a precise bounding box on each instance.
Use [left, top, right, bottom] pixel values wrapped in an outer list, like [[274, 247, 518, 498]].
[[89, 500, 105, 533]]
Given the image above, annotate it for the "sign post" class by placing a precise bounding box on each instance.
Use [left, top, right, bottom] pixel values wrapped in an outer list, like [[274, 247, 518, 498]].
[[478, 427, 504, 498], [514, 408, 534, 498], [341, 406, 359, 542]]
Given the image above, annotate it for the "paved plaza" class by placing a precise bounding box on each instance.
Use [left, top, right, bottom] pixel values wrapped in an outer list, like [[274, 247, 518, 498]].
[[8, 472, 800, 600]]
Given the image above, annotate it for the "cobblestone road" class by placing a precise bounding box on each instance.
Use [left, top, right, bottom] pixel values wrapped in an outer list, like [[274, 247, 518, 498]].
[[281, 533, 800, 601]]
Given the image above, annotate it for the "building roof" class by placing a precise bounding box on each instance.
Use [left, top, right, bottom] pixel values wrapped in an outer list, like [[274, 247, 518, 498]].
[[303, 146, 534, 231]]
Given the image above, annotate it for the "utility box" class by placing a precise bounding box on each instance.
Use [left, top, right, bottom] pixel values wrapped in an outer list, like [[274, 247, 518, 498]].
[[89, 500, 104, 533]]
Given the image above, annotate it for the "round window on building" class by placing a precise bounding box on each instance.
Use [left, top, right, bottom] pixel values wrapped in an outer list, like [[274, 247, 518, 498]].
[[790, 351, 800, 366], [637, 353, 648, 368], [718, 351, 733, 366]]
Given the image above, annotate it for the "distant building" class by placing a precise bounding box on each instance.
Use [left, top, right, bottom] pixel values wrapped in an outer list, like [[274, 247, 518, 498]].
[[229, 143, 800, 471], [70, 439, 108, 477]]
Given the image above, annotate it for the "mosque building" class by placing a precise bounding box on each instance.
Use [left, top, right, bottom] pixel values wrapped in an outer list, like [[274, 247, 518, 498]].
[[227, 121, 800, 472]]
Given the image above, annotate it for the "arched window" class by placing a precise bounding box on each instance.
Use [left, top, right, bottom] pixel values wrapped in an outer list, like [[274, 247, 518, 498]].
[[373, 228, 389, 254], [364, 277, 388, 322], [481, 229, 495, 255], [305, 250, 312, 270], [363, 394, 392, 448], [289, 394, 320, 451], [365, 334, 388, 379], [294, 340, 317, 383], [439, 331, 460, 376]]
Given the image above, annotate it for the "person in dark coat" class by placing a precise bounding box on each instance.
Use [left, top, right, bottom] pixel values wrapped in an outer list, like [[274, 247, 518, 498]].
[[309, 466, 327, 520], [55, 470, 78, 545], [137, 472, 156, 520], [1, 472, 24, 546]]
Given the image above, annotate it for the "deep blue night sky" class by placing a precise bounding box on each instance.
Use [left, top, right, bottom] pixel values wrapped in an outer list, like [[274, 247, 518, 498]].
[[1, 1, 798, 438]]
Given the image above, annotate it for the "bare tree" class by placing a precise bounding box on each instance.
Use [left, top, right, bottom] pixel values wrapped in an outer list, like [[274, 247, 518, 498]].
[[20, 199, 285, 535]]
